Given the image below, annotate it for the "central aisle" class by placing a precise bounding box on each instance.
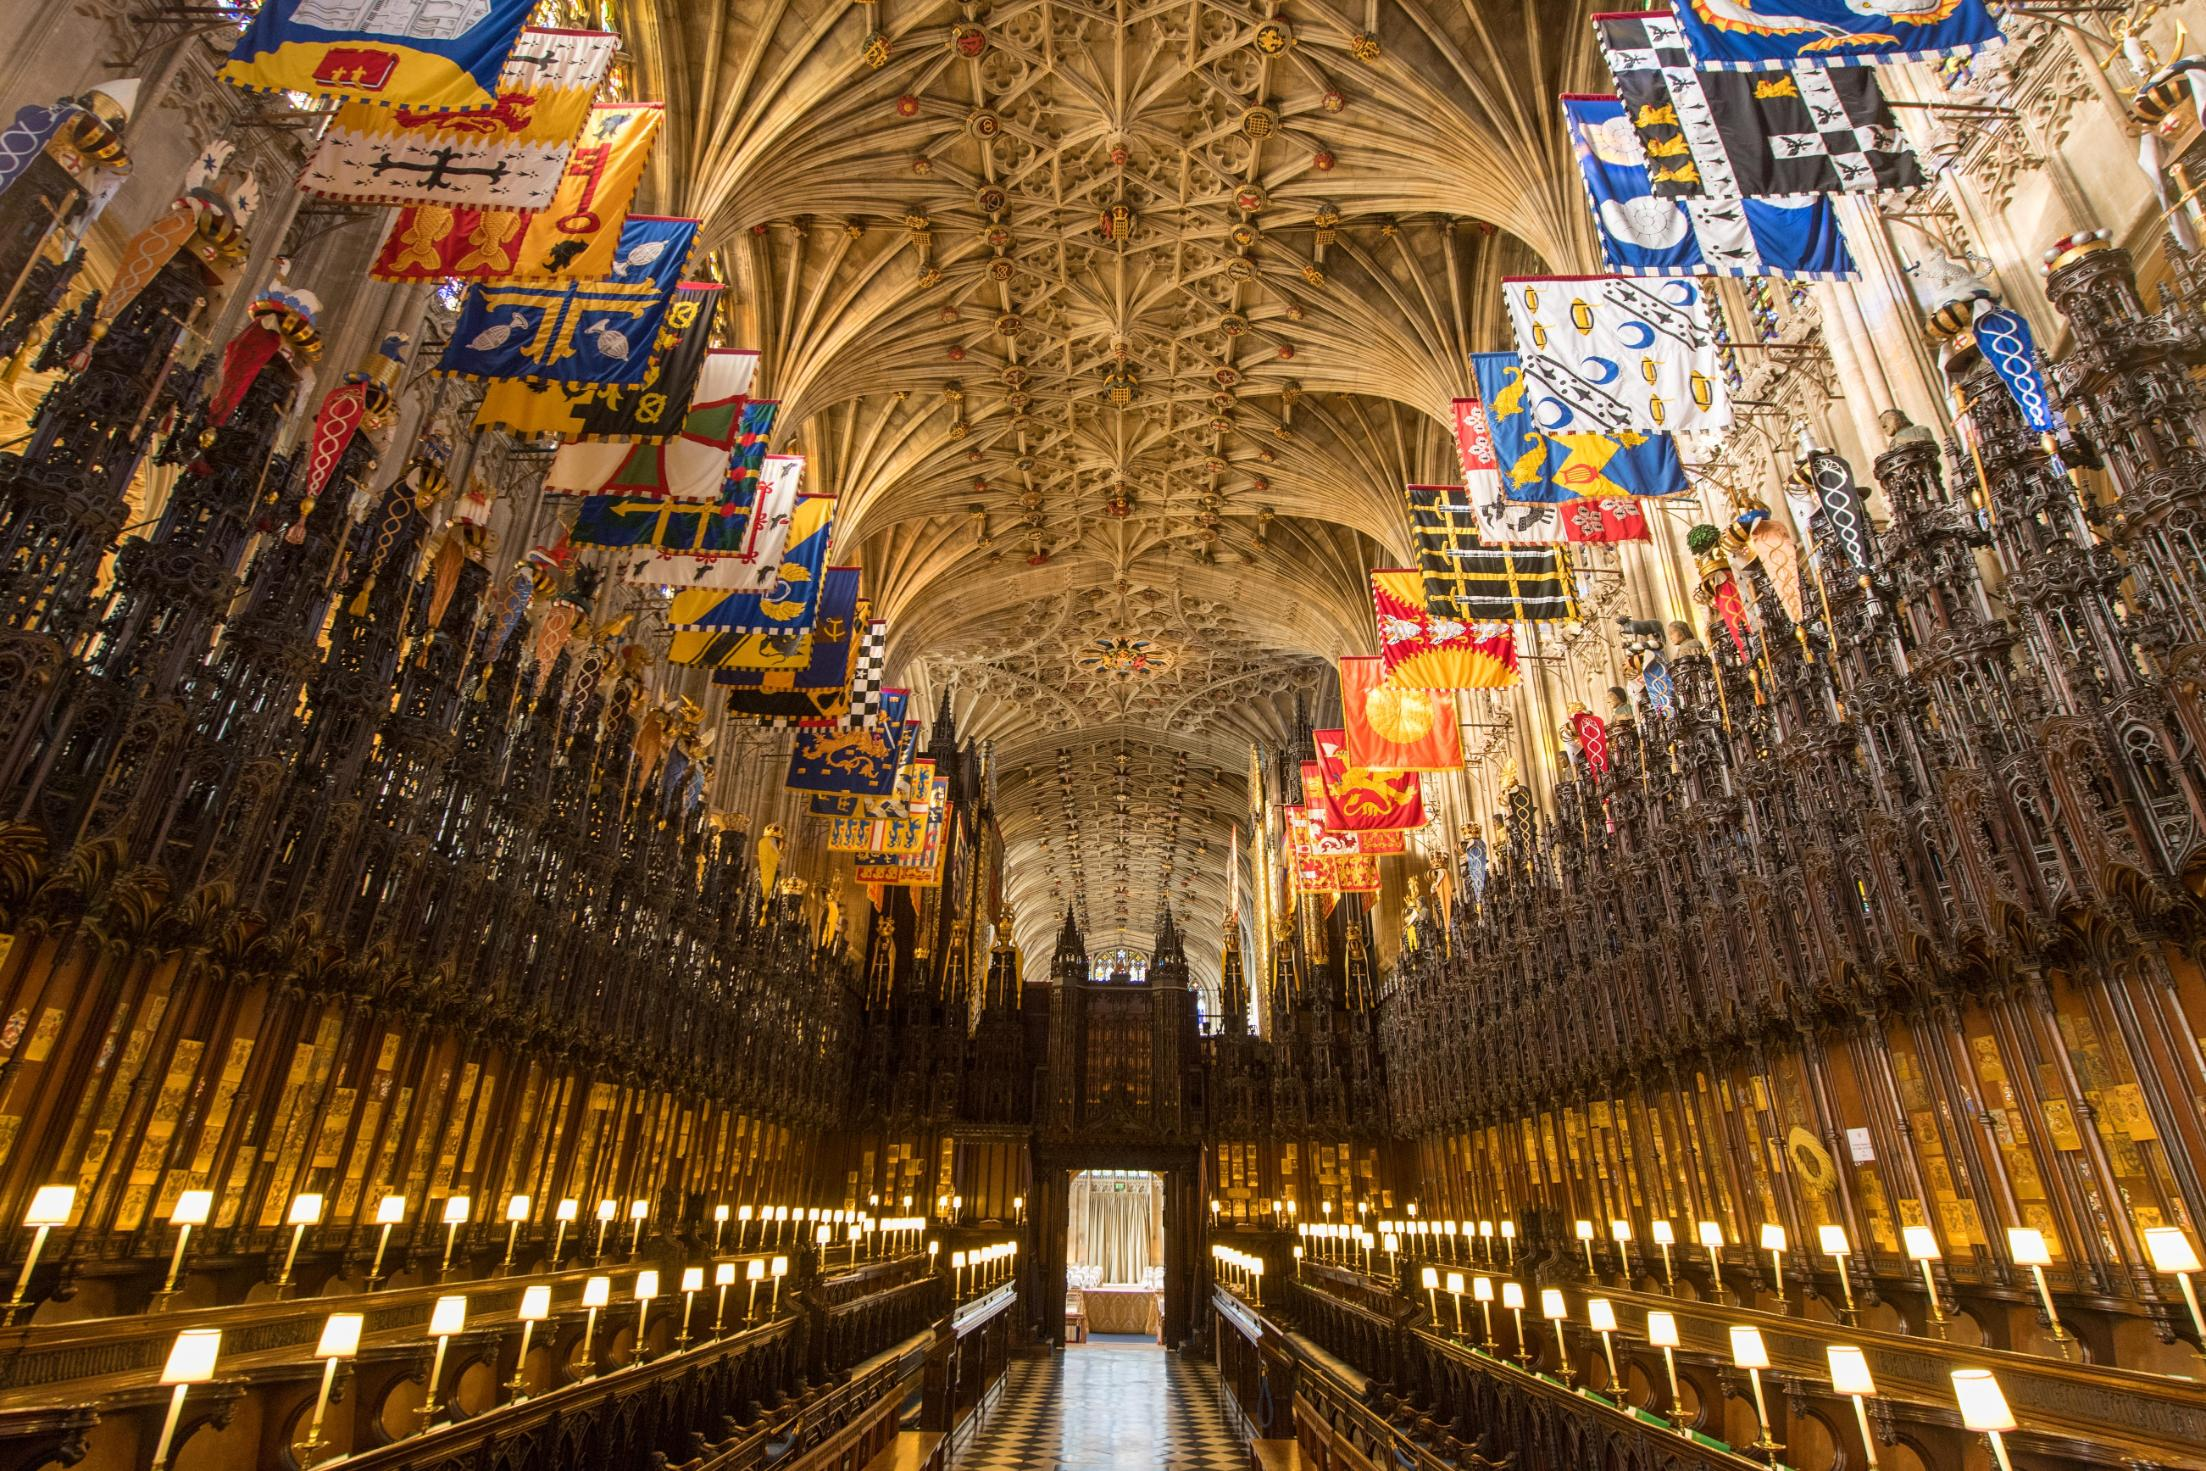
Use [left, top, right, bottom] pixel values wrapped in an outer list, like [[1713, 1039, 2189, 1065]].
[[952, 1343, 1246, 1470]]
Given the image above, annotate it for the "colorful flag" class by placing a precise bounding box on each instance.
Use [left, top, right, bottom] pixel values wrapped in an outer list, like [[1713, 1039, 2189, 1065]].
[[220, 0, 537, 111], [1406, 487, 1579, 622], [785, 720, 907, 797], [855, 780, 951, 887], [1503, 276, 1730, 435], [713, 566, 864, 693], [1370, 569, 1518, 690], [370, 102, 662, 280], [668, 489, 838, 640], [1563, 94, 1854, 280], [474, 282, 719, 439], [1789, 450, 1874, 571], [435, 214, 696, 386], [615, 447, 802, 589], [1313, 728, 1425, 832], [548, 349, 759, 494], [1596, 12, 1924, 198], [1667, 0, 2002, 70], [1469, 353, 1689, 507], [1339, 655, 1463, 773], [1971, 308, 2059, 435], [1567, 706, 1611, 778], [1449, 401, 1649, 544], [296, 28, 615, 208]]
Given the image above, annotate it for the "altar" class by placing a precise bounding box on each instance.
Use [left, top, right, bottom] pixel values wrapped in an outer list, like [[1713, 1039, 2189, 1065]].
[[1078, 1285, 1162, 1337]]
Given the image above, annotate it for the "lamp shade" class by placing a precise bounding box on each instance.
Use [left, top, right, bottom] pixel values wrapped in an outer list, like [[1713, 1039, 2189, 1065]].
[[316, 1313, 364, 1359], [1447, 1271, 1466, 1295], [161, 1329, 222, 1384], [1420, 1266, 1439, 1289], [582, 1276, 611, 1308], [287, 1193, 325, 1227], [1610, 1219, 1632, 1243], [633, 1270, 659, 1301], [1697, 1221, 1725, 1249], [429, 1295, 467, 1337], [681, 1267, 704, 1293], [1574, 1219, 1594, 1241], [555, 1199, 578, 1223], [771, 1256, 788, 1277], [1540, 1287, 1568, 1320], [441, 1196, 470, 1226], [747, 1259, 766, 1281], [1902, 1225, 1942, 1262], [1952, 1369, 2015, 1432], [2006, 1227, 2050, 1267], [506, 1194, 532, 1223], [170, 1190, 214, 1228], [1470, 1275, 1491, 1302], [714, 1205, 730, 1223], [1646, 1310, 1679, 1349], [23, 1186, 74, 1227], [376, 1194, 407, 1225], [1759, 1223, 1787, 1252], [629, 1199, 648, 1221], [1818, 1224, 1850, 1256], [596, 1199, 617, 1222], [1501, 1282, 1525, 1309], [1500, 1221, 1516, 1239], [519, 1285, 552, 1321], [738, 1206, 753, 1222], [1651, 1220, 1675, 1246], [1729, 1325, 1769, 1370], [1827, 1344, 1875, 1396], [2144, 1227, 2202, 1274], [1587, 1298, 1618, 1333], [715, 1263, 736, 1286]]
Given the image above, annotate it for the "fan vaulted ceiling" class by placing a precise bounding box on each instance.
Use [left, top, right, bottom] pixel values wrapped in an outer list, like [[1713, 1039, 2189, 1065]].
[[622, 0, 1604, 974]]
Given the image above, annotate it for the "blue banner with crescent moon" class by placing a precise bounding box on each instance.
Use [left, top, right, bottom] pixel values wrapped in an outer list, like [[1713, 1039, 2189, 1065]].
[[1471, 351, 1689, 502], [1972, 308, 2060, 435], [1671, 0, 2003, 71], [1502, 275, 1732, 435], [669, 491, 839, 637], [1563, 95, 1854, 280], [436, 216, 696, 386]]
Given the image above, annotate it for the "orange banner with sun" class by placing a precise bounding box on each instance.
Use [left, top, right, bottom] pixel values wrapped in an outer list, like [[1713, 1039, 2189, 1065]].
[[1338, 655, 1462, 772]]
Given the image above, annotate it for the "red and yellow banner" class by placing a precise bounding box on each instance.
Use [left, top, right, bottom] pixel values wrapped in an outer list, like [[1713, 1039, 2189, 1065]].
[[1339, 655, 1462, 772]]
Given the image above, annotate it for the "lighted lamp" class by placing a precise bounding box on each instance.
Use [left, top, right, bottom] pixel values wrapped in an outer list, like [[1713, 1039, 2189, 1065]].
[[1610, 1219, 1633, 1279], [155, 1190, 214, 1306], [277, 1192, 324, 1290], [678, 1266, 704, 1347], [300, 1313, 361, 1466], [1502, 1281, 1529, 1368], [369, 1194, 406, 1285], [1818, 1223, 1855, 1314], [438, 1195, 471, 1275], [1730, 1325, 1782, 1459], [1902, 1225, 1946, 1326], [632, 1269, 659, 1362], [1828, 1345, 1879, 1469], [1647, 1311, 1687, 1434], [1575, 1219, 1598, 1277], [1587, 1298, 1621, 1397], [1540, 1287, 1574, 1386], [420, 1295, 465, 1427], [508, 1284, 551, 1399], [1650, 1219, 1676, 1289], [580, 1275, 611, 1373], [713, 1262, 738, 1334], [551, 1198, 578, 1265], [501, 1194, 531, 1270], [2144, 1227, 2206, 1353], [1697, 1221, 1727, 1296], [149, 1329, 221, 1470], [2005, 1227, 2069, 1345], [1759, 1222, 1787, 1297], [1952, 1368, 2017, 1471]]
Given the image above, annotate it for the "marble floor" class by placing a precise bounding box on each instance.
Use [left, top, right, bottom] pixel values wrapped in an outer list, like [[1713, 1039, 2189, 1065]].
[[952, 1343, 1247, 1471]]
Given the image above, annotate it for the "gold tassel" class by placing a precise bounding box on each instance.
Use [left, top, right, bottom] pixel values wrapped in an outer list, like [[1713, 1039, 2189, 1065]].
[[348, 576, 376, 616]]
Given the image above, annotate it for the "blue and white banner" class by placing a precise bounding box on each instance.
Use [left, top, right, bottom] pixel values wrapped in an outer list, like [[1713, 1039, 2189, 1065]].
[[1668, 0, 2001, 71], [1564, 95, 1855, 280], [1502, 275, 1732, 434], [1972, 308, 2059, 435], [221, 0, 538, 112]]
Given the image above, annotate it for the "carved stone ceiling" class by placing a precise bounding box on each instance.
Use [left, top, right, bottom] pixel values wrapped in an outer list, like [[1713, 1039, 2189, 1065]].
[[625, 0, 1604, 973]]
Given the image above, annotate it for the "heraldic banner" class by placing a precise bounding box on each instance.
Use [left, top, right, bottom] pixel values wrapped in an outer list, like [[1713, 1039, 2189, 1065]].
[[221, 0, 538, 113]]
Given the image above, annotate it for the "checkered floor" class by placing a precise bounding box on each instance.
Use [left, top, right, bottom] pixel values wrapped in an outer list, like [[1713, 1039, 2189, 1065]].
[[952, 1343, 1246, 1470]]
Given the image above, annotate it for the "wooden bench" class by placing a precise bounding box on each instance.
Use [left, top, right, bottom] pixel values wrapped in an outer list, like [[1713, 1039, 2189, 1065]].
[[862, 1429, 947, 1471], [1251, 1438, 1314, 1471]]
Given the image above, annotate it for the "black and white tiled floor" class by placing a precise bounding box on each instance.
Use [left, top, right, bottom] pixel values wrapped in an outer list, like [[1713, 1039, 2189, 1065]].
[[952, 1343, 1246, 1470]]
